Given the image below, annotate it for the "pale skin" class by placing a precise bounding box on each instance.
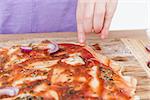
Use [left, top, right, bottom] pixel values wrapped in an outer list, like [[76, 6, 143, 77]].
[[77, 0, 118, 43]]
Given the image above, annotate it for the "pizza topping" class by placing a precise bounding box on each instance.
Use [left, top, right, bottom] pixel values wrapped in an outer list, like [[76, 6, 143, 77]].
[[61, 54, 85, 66], [99, 64, 114, 82], [44, 90, 59, 100], [145, 45, 150, 52], [4, 55, 18, 68], [30, 60, 58, 71], [31, 42, 59, 54], [12, 76, 47, 86], [69, 53, 81, 56], [52, 48, 68, 58], [0, 87, 19, 96], [20, 46, 32, 53], [0, 56, 8, 65], [66, 88, 77, 95], [13, 59, 26, 64], [55, 73, 73, 83], [147, 61, 150, 68], [51, 68, 72, 84], [89, 66, 100, 96], [7, 47, 19, 55], [15, 94, 44, 100], [77, 76, 87, 82], [34, 83, 48, 92], [47, 42, 59, 54], [20, 81, 44, 94]]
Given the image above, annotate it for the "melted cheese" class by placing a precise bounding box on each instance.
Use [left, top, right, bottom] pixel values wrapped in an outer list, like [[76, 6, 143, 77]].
[[0, 48, 2, 52], [55, 73, 73, 83], [5, 55, 26, 69], [69, 53, 81, 56], [14, 59, 26, 64], [45, 90, 59, 100], [8, 55, 17, 62], [30, 60, 58, 71], [61, 54, 85, 66], [77, 76, 87, 82], [51, 68, 65, 84], [34, 83, 48, 92], [12, 76, 47, 86], [13, 93, 33, 100], [7, 47, 19, 56], [5, 55, 18, 68], [89, 66, 100, 95], [51, 68, 74, 83]]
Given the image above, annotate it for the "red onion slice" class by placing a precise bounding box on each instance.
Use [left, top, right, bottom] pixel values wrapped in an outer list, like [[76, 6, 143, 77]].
[[0, 87, 19, 96], [145, 45, 150, 52], [21, 46, 32, 53], [47, 42, 59, 54], [147, 61, 150, 68]]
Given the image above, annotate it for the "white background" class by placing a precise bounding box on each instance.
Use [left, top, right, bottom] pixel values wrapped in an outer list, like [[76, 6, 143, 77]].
[[110, 0, 149, 30]]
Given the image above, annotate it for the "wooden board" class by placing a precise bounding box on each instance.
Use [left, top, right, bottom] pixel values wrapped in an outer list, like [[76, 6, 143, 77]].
[[0, 37, 150, 99], [122, 39, 150, 77], [121, 39, 150, 100]]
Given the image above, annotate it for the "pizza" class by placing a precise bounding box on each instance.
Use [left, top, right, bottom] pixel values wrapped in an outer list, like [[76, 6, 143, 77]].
[[0, 40, 137, 100]]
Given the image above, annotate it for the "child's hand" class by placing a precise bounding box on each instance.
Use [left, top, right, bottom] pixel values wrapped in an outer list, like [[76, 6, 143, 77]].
[[76, 0, 118, 43]]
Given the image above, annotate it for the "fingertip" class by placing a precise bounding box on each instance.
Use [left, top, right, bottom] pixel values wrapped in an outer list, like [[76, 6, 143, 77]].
[[94, 29, 101, 34], [100, 30, 109, 39], [100, 35, 106, 39], [78, 32, 86, 44], [92, 29, 95, 33], [79, 38, 85, 44], [80, 42, 86, 46], [93, 20, 104, 34]]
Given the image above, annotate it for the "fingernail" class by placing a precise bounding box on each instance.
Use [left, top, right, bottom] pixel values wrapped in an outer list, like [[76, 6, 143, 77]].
[[79, 39, 85, 43], [78, 33, 86, 43], [92, 29, 95, 33]]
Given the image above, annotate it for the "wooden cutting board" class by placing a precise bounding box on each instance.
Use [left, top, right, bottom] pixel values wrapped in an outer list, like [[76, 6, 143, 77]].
[[0, 37, 150, 99], [122, 39, 150, 77], [121, 39, 150, 100]]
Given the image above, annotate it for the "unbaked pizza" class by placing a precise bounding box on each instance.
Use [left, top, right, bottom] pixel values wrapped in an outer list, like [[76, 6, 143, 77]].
[[0, 40, 137, 100]]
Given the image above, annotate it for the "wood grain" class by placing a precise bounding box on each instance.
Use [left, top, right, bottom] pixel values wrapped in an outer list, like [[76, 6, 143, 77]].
[[122, 39, 150, 77], [0, 30, 149, 99], [0, 30, 147, 42]]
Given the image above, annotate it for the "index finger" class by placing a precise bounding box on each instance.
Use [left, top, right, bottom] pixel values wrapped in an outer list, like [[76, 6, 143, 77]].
[[77, 23, 86, 43], [76, 0, 86, 43]]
